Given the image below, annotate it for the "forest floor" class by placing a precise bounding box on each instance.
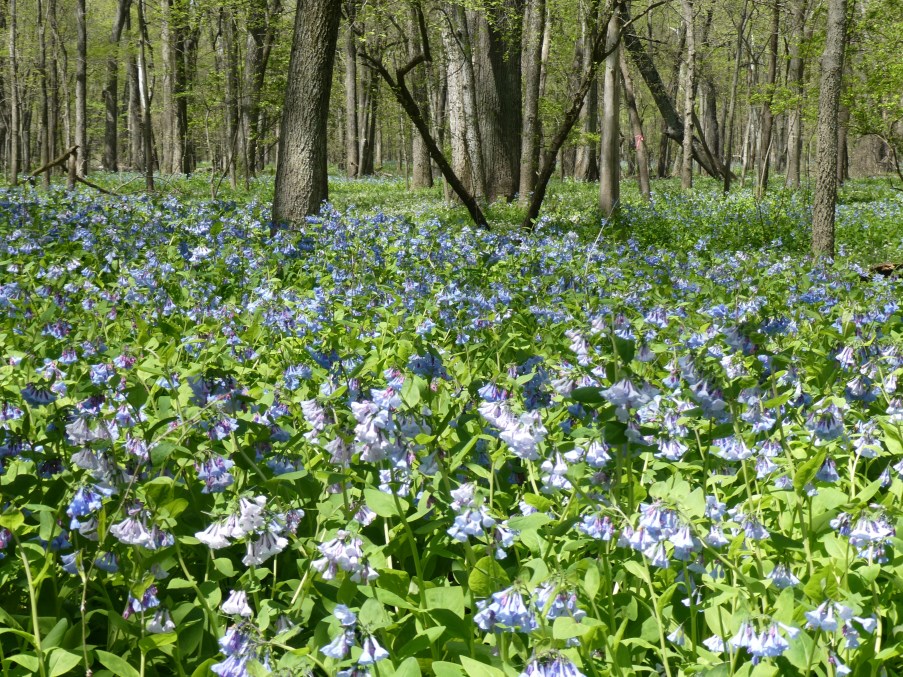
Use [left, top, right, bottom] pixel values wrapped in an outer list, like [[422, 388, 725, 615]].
[[0, 173, 902, 676]]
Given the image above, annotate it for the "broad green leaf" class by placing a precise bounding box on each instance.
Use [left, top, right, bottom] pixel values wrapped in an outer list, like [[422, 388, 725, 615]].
[[95, 650, 140, 677]]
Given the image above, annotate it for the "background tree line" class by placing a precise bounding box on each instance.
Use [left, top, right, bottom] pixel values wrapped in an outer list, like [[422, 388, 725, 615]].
[[3, 0, 902, 251]]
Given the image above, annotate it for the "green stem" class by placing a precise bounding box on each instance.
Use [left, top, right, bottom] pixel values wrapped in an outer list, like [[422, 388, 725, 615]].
[[642, 561, 673, 677], [14, 539, 48, 677]]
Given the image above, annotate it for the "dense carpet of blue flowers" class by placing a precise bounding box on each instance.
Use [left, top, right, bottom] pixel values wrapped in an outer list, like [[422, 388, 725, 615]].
[[1, 185, 902, 676]]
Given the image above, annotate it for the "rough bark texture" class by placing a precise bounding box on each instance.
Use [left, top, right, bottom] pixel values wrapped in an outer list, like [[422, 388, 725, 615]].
[[621, 50, 650, 200], [473, 3, 522, 201], [812, 0, 847, 257], [599, 12, 619, 215], [76, 0, 87, 175], [518, 0, 544, 205], [272, 0, 341, 227]]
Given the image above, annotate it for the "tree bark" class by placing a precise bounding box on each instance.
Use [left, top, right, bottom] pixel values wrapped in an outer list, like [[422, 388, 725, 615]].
[[272, 0, 341, 227], [679, 0, 696, 189], [104, 0, 131, 172], [756, 0, 780, 199], [76, 0, 87, 175], [344, 5, 359, 178], [518, 0, 544, 206], [407, 8, 432, 188], [599, 11, 619, 214], [575, 5, 598, 182], [473, 2, 522, 201], [621, 49, 650, 200], [136, 0, 154, 190], [620, 4, 727, 182], [722, 0, 748, 191], [785, 0, 808, 189], [812, 0, 847, 257], [8, 0, 19, 184], [37, 0, 50, 186]]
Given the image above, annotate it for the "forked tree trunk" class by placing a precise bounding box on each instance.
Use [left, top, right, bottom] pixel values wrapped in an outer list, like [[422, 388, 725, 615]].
[[272, 0, 341, 227], [812, 0, 847, 257], [599, 11, 619, 215]]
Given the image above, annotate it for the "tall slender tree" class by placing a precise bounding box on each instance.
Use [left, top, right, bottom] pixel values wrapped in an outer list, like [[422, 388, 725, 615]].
[[812, 0, 848, 256], [599, 10, 619, 215], [76, 0, 87, 175]]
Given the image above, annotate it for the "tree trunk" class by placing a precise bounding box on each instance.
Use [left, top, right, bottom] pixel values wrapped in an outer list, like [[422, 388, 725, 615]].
[[621, 50, 650, 200], [756, 0, 780, 199], [407, 10, 432, 188], [104, 0, 131, 172], [812, 0, 847, 257], [272, 0, 341, 227], [136, 0, 154, 190], [76, 0, 87, 175], [38, 0, 50, 186], [656, 25, 684, 178], [8, 0, 19, 184], [599, 11, 619, 215], [680, 0, 696, 189], [518, 0, 544, 205], [723, 0, 748, 191], [127, 33, 143, 170], [344, 9, 359, 178], [837, 102, 849, 185], [575, 5, 598, 182]]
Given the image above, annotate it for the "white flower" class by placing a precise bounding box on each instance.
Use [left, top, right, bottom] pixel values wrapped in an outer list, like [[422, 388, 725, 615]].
[[221, 590, 252, 618]]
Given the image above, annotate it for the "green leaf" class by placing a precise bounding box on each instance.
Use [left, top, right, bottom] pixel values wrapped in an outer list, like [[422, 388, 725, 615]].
[[433, 662, 467, 677], [424, 586, 465, 617], [47, 648, 82, 677], [583, 562, 601, 599], [6, 654, 40, 673], [392, 657, 422, 677], [0, 509, 23, 531], [461, 656, 506, 677], [364, 487, 408, 518], [358, 597, 392, 630], [467, 557, 509, 598], [95, 650, 140, 677], [793, 448, 827, 494]]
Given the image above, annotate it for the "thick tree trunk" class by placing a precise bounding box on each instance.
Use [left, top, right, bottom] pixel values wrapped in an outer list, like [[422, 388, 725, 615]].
[[103, 0, 131, 172], [518, 0, 544, 205], [599, 12, 619, 215], [621, 50, 650, 200], [680, 0, 696, 189], [812, 0, 847, 257], [272, 0, 341, 227], [473, 3, 521, 201], [76, 0, 87, 175], [756, 0, 780, 199]]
